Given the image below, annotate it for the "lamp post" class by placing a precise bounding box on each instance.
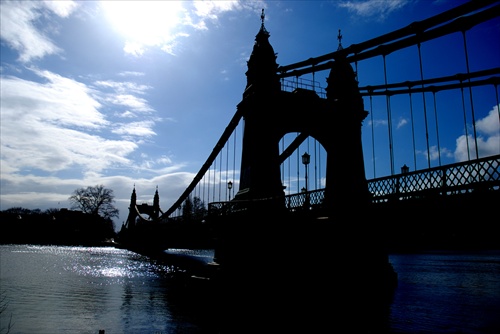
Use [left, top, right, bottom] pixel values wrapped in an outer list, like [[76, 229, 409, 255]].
[[302, 152, 310, 192], [227, 181, 233, 201], [400, 164, 409, 198], [302, 152, 310, 208]]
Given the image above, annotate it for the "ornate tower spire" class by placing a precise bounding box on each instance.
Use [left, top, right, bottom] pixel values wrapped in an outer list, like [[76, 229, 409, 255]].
[[260, 9, 267, 32], [337, 29, 343, 51], [153, 185, 160, 218], [124, 185, 138, 229], [244, 8, 280, 97], [130, 185, 137, 207]]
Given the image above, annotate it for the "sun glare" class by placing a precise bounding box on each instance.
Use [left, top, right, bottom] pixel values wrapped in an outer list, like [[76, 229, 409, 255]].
[[101, 1, 185, 54]]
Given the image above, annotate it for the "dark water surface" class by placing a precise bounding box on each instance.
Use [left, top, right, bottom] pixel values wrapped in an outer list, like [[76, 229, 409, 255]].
[[1, 245, 499, 333], [388, 251, 500, 333]]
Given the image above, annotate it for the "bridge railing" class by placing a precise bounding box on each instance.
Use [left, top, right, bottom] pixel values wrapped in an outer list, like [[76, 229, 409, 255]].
[[207, 200, 249, 217], [208, 189, 326, 217], [208, 155, 499, 216], [284, 189, 325, 211], [368, 154, 500, 202]]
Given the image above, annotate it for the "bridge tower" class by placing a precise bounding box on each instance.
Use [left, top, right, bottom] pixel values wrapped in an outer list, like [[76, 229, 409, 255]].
[[123, 186, 161, 229], [234, 11, 369, 216], [213, 13, 395, 333], [234, 9, 283, 206]]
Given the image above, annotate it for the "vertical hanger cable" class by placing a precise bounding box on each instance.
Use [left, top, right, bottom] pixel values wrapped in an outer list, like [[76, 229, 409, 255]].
[[418, 43, 431, 168], [383, 55, 395, 175]]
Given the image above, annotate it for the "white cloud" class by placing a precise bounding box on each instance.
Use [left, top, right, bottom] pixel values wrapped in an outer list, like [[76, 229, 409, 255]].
[[368, 119, 388, 127], [426, 145, 453, 161], [476, 105, 500, 136], [4, 69, 106, 128], [454, 105, 500, 161], [455, 134, 500, 162], [138, 158, 177, 172], [104, 94, 154, 113], [416, 145, 453, 162], [42, 0, 79, 18], [0, 1, 78, 63], [338, 0, 410, 20], [95, 80, 151, 95], [112, 121, 156, 138], [117, 110, 138, 118], [192, 1, 242, 20], [117, 71, 145, 77], [94, 80, 157, 120], [123, 41, 146, 57], [396, 118, 408, 129], [0, 69, 141, 174]]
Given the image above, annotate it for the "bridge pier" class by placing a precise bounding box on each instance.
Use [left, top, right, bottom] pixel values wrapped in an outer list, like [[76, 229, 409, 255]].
[[210, 205, 397, 333]]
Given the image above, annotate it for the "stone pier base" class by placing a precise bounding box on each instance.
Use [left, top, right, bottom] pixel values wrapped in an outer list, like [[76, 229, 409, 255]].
[[211, 211, 397, 333]]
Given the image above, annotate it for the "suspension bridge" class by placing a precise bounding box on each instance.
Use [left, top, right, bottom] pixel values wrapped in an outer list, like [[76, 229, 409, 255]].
[[114, 2, 499, 331], [118, 0, 499, 252]]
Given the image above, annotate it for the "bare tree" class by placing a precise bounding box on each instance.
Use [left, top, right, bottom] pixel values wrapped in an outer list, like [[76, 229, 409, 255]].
[[69, 185, 119, 220]]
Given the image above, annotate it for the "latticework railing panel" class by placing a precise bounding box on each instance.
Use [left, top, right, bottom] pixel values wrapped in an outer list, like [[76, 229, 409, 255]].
[[209, 155, 499, 215], [368, 155, 500, 201], [285, 189, 325, 211], [208, 189, 325, 216]]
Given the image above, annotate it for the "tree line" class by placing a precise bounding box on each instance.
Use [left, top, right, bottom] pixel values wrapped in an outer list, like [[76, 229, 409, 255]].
[[0, 185, 118, 246]]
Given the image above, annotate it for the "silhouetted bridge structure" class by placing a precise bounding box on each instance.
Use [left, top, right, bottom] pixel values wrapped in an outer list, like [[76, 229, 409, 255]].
[[117, 2, 499, 330], [119, 0, 499, 246]]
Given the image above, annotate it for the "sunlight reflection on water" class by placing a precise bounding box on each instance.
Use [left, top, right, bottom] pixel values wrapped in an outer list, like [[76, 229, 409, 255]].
[[1, 245, 202, 333], [55, 246, 180, 281]]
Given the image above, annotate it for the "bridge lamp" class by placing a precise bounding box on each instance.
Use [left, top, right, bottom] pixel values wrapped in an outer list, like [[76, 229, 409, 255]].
[[227, 181, 233, 201], [302, 152, 310, 192], [401, 164, 409, 174], [400, 164, 409, 197]]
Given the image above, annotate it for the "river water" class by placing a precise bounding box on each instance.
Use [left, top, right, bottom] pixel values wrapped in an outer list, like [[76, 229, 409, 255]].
[[1, 245, 499, 333]]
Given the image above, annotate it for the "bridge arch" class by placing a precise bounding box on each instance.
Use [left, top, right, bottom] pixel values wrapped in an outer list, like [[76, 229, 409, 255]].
[[279, 132, 327, 193]]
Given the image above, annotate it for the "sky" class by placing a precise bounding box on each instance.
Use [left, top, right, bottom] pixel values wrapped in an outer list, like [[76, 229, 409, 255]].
[[1, 0, 499, 228]]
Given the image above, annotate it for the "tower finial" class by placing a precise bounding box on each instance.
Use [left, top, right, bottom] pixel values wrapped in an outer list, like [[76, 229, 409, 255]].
[[258, 8, 268, 35], [337, 29, 343, 50]]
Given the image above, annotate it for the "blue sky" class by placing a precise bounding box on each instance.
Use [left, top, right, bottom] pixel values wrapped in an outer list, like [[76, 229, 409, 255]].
[[1, 0, 499, 227]]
